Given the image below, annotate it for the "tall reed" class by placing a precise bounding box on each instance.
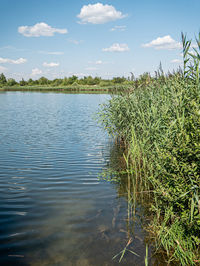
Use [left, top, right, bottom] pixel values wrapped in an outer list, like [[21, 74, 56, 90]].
[[98, 32, 200, 265]]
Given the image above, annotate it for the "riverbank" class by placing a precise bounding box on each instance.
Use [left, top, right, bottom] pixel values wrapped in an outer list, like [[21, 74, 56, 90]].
[[98, 34, 200, 265], [0, 84, 132, 94], [99, 75, 200, 265]]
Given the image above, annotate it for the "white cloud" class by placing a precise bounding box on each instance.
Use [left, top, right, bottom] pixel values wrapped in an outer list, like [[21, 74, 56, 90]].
[[43, 62, 59, 67], [171, 59, 182, 63], [68, 72, 89, 77], [68, 38, 83, 45], [103, 43, 129, 52], [0, 57, 27, 64], [31, 68, 42, 76], [191, 43, 198, 49], [180, 48, 197, 57], [18, 22, 68, 37], [0, 46, 27, 52], [0, 66, 7, 72], [0, 45, 15, 50], [110, 25, 126, 32], [188, 48, 199, 56], [77, 3, 126, 24], [85, 67, 98, 71], [95, 60, 103, 65], [88, 60, 103, 64], [142, 35, 182, 50], [38, 51, 64, 55], [89, 60, 113, 65]]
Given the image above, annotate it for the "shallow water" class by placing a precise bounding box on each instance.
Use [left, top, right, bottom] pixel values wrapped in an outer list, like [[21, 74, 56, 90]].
[[0, 92, 152, 266]]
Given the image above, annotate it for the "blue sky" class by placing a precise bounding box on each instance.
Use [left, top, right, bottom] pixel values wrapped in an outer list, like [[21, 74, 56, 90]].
[[0, 0, 199, 80]]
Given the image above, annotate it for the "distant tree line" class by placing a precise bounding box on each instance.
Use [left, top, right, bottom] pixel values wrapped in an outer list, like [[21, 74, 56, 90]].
[[1, 66, 180, 89], [0, 73, 135, 87]]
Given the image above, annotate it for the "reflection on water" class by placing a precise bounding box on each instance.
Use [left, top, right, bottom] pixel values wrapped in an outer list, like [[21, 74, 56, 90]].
[[0, 92, 163, 265]]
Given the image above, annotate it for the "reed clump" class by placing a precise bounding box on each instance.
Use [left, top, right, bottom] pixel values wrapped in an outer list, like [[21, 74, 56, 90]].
[[99, 33, 200, 265]]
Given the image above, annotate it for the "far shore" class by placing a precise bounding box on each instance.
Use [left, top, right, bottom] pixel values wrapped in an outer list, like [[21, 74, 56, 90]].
[[0, 85, 130, 93]]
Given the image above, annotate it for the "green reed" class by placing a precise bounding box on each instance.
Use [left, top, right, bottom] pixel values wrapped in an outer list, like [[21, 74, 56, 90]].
[[98, 32, 200, 265]]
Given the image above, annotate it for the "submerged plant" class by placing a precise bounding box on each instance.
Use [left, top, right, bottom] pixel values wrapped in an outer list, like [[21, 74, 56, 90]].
[[112, 238, 139, 263]]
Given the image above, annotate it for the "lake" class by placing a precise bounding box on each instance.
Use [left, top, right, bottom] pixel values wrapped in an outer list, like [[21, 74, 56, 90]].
[[0, 92, 150, 266]]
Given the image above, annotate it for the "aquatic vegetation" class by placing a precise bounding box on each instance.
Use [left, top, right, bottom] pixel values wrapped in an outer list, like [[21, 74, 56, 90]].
[[112, 238, 139, 263], [99, 33, 200, 265]]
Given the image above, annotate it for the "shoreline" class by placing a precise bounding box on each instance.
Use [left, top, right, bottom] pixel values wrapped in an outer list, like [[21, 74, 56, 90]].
[[0, 85, 130, 93]]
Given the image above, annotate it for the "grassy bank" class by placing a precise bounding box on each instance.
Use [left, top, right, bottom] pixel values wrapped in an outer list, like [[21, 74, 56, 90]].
[[99, 33, 200, 265], [0, 84, 132, 94]]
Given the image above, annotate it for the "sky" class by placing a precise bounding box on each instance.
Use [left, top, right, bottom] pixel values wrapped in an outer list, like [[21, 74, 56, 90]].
[[0, 0, 199, 81]]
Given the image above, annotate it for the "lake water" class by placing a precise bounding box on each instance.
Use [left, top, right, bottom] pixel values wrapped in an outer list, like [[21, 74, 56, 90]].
[[0, 92, 151, 266]]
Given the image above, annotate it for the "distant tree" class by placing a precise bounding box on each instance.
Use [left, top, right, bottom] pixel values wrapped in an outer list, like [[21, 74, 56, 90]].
[[68, 75, 78, 85], [0, 73, 7, 85], [85, 76, 95, 85], [112, 77, 126, 84], [7, 78, 17, 86], [38, 77, 49, 85], [27, 78, 34, 86], [79, 76, 88, 85], [93, 76, 101, 85], [33, 79, 39, 85], [99, 79, 113, 87], [52, 78, 62, 86], [19, 78, 26, 86], [62, 77, 68, 86]]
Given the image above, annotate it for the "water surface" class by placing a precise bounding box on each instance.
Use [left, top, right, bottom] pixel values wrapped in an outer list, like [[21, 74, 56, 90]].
[[0, 92, 149, 266]]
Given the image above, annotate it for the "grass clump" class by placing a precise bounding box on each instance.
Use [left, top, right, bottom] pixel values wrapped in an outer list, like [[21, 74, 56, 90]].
[[99, 33, 200, 265]]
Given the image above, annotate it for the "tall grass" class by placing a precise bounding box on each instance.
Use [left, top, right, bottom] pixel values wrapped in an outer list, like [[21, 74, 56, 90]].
[[99, 33, 200, 265]]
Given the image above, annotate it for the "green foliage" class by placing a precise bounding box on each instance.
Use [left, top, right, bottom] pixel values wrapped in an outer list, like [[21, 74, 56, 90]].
[[112, 76, 126, 84], [182, 32, 200, 84], [0, 73, 7, 85], [98, 33, 200, 264], [27, 78, 34, 86], [67, 75, 78, 85], [52, 78, 62, 86], [7, 78, 17, 86], [61, 77, 68, 86], [99, 80, 113, 87], [38, 76, 49, 85], [19, 78, 26, 86], [0, 73, 133, 89]]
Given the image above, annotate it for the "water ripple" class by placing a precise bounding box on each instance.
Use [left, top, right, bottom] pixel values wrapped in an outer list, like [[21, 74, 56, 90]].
[[0, 93, 148, 265]]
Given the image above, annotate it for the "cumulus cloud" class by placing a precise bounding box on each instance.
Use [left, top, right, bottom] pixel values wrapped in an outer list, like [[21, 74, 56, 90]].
[[142, 35, 182, 50], [103, 43, 129, 52], [0, 66, 7, 72], [0, 57, 27, 64], [171, 59, 182, 63], [18, 22, 68, 37], [77, 3, 126, 24], [110, 25, 126, 32], [31, 68, 42, 76], [43, 62, 59, 67], [95, 60, 103, 65]]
